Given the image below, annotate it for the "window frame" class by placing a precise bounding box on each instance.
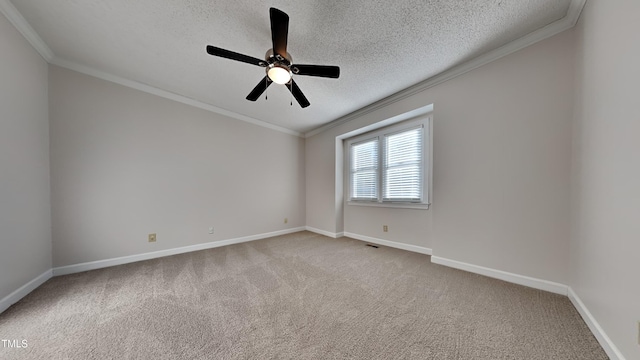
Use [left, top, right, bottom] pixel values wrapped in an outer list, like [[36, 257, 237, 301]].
[[346, 115, 431, 209]]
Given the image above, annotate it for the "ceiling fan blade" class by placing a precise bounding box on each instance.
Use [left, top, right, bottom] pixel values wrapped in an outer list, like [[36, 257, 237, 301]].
[[287, 79, 310, 108], [270, 8, 289, 58], [292, 64, 340, 79], [246, 76, 273, 101], [206, 45, 265, 67]]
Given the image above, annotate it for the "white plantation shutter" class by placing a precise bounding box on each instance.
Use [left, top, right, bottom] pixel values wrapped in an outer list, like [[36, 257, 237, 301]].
[[350, 139, 379, 200], [383, 127, 422, 201], [347, 116, 429, 207]]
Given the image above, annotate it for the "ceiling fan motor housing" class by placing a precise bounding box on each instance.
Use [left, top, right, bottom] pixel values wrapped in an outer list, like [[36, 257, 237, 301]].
[[264, 49, 293, 84], [265, 49, 292, 65]]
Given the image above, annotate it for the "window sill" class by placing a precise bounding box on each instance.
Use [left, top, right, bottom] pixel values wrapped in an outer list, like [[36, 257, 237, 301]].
[[347, 201, 430, 210]]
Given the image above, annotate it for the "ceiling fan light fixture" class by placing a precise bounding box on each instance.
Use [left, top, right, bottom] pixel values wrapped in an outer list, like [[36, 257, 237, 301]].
[[267, 65, 292, 84]]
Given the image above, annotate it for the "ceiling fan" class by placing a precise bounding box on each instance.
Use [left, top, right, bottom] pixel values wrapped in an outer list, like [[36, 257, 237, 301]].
[[206, 8, 340, 108]]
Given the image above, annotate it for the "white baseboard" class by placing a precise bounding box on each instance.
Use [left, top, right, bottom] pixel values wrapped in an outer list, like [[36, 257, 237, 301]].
[[568, 287, 626, 360], [343, 232, 432, 255], [53, 227, 306, 276], [305, 226, 344, 238], [430, 256, 568, 295], [0, 269, 52, 314], [4, 229, 623, 360]]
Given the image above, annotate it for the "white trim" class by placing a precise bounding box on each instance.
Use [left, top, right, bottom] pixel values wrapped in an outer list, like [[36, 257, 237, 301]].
[[304, 0, 587, 138], [566, 0, 587, 27], [347, 201, 430, 210], [343, 232, 432, 255], [0, 270, 52, 314], [49, 58, 302, 137], [305, 226, 344, 239], [0, 0, 54, 61], [568, 287, 626, 360], [430, 256, 568, 295], [52, 227, 305, 276]]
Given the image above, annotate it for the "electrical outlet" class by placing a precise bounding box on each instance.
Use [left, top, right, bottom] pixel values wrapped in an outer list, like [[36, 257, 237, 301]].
[[284, 218, 288, 224], [148, 233, 156, 242], [208, 227, 214, 234], [383, 225, 388, 232]]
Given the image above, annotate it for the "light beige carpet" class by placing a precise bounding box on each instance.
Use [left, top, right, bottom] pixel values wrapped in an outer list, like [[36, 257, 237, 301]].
[[0, 231, 607, 359]]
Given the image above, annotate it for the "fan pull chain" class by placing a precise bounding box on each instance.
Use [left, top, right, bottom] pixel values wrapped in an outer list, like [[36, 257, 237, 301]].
[[265, 77, 268, 100], [289, 82, 293, 106]]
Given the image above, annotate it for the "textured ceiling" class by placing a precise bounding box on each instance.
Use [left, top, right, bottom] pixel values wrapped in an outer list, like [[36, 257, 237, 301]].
[[9, 0, 572, 133]]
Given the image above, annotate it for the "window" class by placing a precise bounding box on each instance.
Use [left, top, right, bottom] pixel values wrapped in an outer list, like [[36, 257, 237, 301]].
[[347, 116, 430, 208], [350, 138, 378, 200]]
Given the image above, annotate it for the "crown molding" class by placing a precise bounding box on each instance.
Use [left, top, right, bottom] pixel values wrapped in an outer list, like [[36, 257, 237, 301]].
[[0, 0, 53, 61], [50, 57, 302, 137], [304, 0, 587, 138], [1, 0, 301, 138], [566, 0, 588, 26], [2, 0, 585, 139]]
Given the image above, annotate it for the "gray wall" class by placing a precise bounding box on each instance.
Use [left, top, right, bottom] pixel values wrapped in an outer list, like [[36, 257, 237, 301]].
[[4, 3, 639, 356], [571, 1, 640, 358], [306, 29, 575, 284], [0, 13, 51, 300], [49, 66, 305, 267]]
